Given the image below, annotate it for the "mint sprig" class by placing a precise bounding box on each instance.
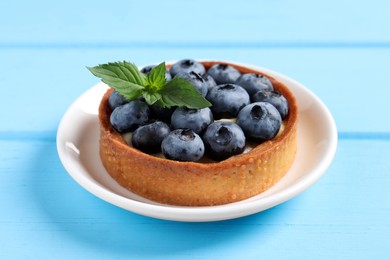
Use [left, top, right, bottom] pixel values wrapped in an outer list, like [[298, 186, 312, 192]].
[[87, 61, 211, 109], [87, 61, 146, 100], [145, 62, 166, 91], [159, 78, 211, 108]]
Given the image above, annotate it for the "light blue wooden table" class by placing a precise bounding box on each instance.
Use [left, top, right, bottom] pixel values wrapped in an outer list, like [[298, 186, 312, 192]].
[[1, 1, 389, 259]]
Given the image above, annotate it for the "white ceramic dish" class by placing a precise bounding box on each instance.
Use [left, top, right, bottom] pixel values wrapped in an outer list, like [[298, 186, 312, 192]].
[[57, 62, 337, 222]]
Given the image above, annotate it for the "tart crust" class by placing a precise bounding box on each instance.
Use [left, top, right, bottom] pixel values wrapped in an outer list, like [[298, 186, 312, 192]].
[[98, 61, 298, 206]]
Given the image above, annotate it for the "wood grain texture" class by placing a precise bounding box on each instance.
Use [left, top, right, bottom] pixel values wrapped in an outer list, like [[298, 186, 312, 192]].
[[0, 140, 389, 259], [1, 0, 389, 258], [1, 0, 389, 44]]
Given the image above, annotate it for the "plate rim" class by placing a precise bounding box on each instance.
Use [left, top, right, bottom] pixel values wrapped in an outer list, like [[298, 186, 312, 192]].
[[57, 61, 338, 222]]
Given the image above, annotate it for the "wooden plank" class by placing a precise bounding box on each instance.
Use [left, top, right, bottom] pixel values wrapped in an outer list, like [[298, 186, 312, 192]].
[[1, 0, 390, 45], [0, 48, 389, 133], [0, 139, 388, 259]]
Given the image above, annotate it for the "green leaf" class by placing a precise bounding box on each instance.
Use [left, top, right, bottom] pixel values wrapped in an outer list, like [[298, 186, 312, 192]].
[[87, 61, 147, 100], [146, 62, 166, 90], [87, 60, 212, 109], [142, 91, 161, 105], [158, 78, 212, 109], [153, 99, 166, 108]]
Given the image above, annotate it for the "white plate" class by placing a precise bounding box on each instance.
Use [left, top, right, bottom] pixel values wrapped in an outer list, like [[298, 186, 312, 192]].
[[57, 63, 337, 222]]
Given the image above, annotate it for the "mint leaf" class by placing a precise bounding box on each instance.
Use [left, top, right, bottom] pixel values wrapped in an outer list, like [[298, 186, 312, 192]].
[[158, 78, 212, 109], [87, 60, 212, 109], [146, 62, 166, 90], [87, 61, 147, 100], [142, 91, 161, 105]]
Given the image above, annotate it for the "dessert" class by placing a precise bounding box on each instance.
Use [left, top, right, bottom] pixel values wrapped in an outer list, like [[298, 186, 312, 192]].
[[89, 60, 298, 206]]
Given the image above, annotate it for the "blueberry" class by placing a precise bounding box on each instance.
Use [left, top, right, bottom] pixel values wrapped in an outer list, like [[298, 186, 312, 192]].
[[110, 101, 150, 133], [161, 129, 205, 162], [237, 102, 282, 141], [206, 64, 241, 84], [108, 91, 128, 110], [141, 65, 172, 81], [137, 96, 146, 102], [206, 84, 250, 118], [202, 74, 217, 90], [150, 104, 176, 123], [171, 107, 213, 134], [235, 73, 273, 97], [140, 65, 155, 74], [252, 90, 289, 119], [131, 121, 171, 153], [202, 122, 246, 161], [170, 59, 206, 77], [175, 71, 208, 97]]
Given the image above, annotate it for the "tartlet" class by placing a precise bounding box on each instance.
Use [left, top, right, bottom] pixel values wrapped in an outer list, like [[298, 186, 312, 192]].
[[98, 61, 298, 206]]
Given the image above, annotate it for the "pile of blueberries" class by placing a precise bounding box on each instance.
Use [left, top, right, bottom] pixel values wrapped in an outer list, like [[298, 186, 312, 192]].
[[108, 59, 289, 162]]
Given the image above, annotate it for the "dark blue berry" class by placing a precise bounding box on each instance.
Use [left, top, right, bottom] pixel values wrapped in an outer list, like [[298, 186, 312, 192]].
[[170, 59, 206, 77], [131, 121, 171, 153], [140, 64, 172, 81], [202, 74, 217, 90], [110, 101, 150, 133], [252, 90, 289, 119], [150, 104, 176, 123], [206, 84, 250, 118], [175, 71, 208, 97], [202, 122, 246, 161], [171, 107, 213, 134], [237, 102, 282, 141], [108, 91, 128, 110], [206, 64, 241, 84], [235, 73, 273, 97], [161, 129, 205, 162]]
